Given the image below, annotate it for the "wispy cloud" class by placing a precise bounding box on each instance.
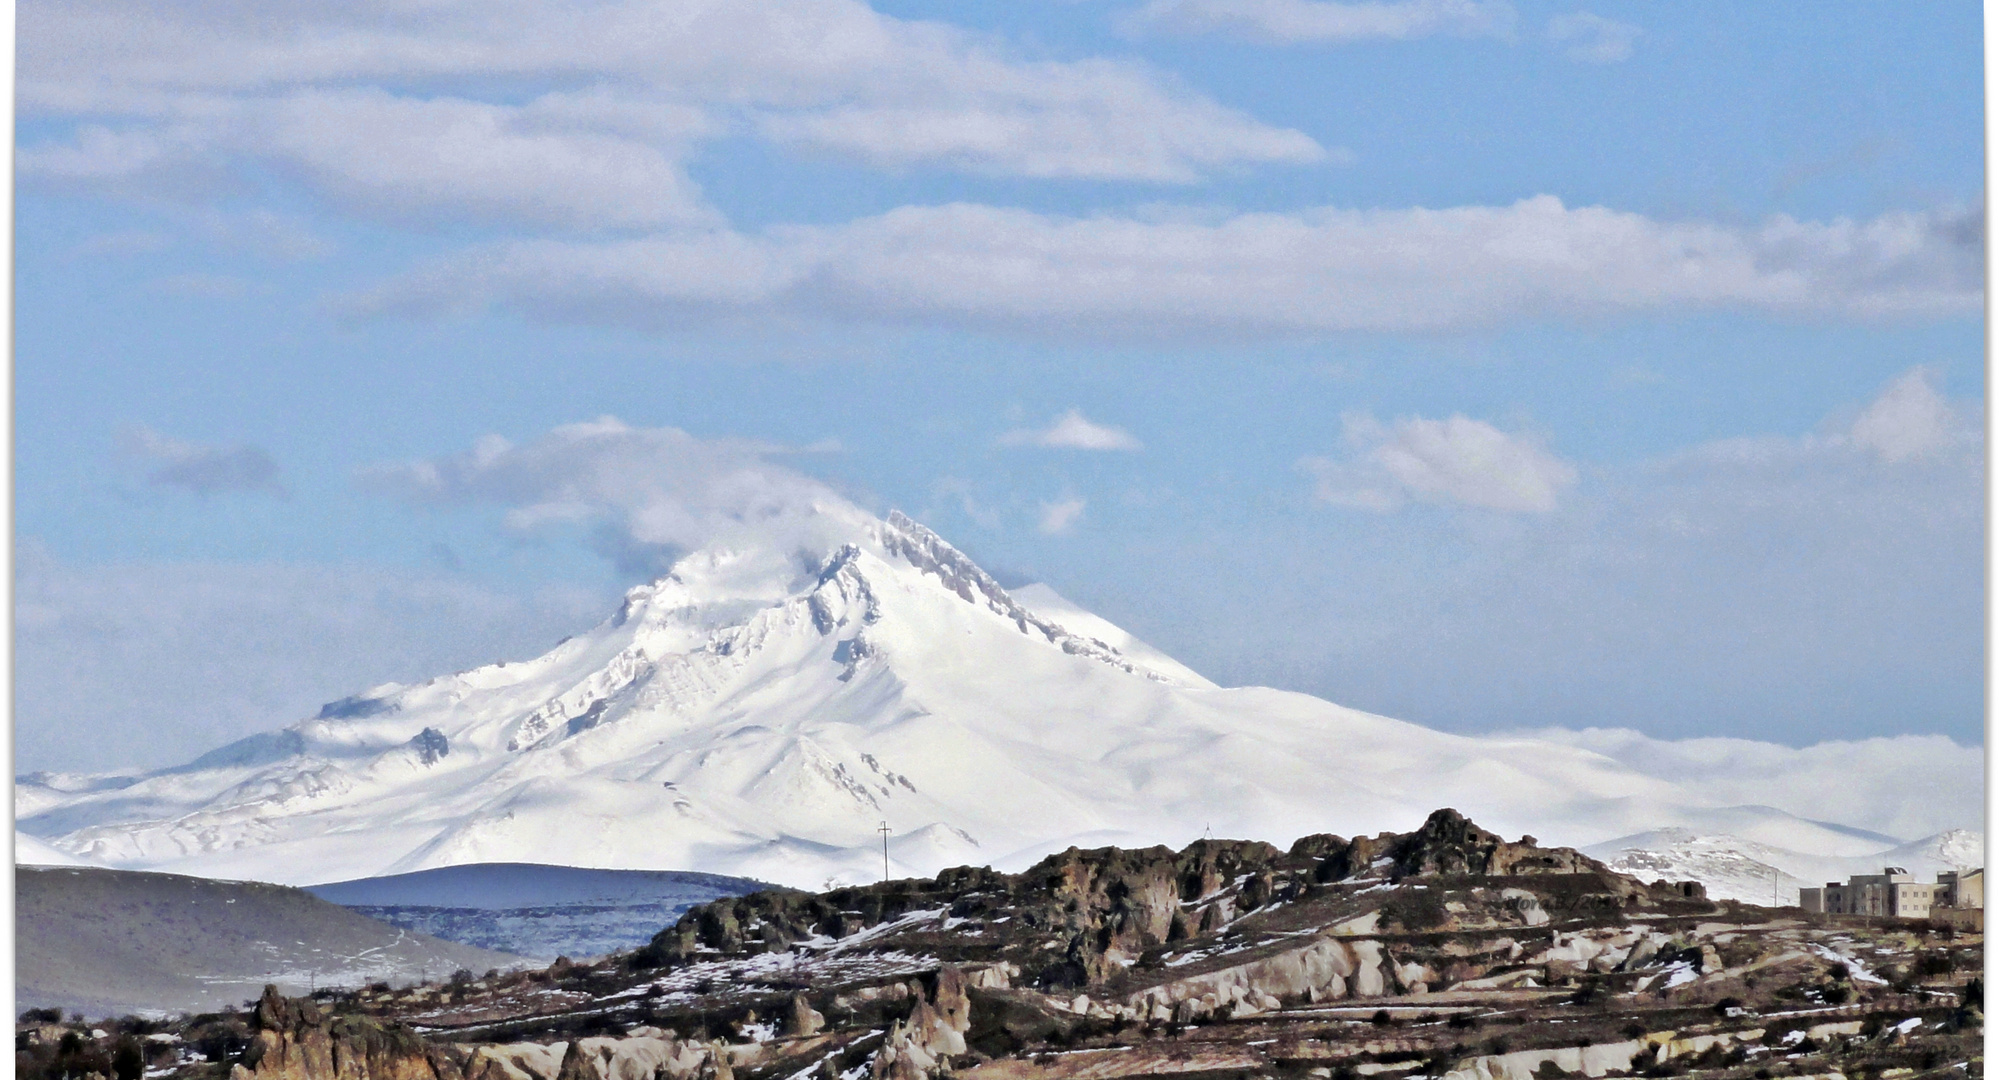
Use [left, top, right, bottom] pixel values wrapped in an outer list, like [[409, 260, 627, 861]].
[[120, 425, 285, 496], [998, 410, 1143, 450], [1547, 11, 1639, 64], [356, 198, 1983, 338], [1303, 413, 1577, 513], [360, 418, 863, 568], [19, 0, 1323, 198], [1846, 367, 1960, 463], [1038, 496, 1088, 535], [1122, 0, 1516, 44]]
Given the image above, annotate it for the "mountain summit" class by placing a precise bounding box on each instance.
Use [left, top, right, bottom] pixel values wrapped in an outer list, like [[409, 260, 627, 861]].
[[13, 509, 1966, 890]]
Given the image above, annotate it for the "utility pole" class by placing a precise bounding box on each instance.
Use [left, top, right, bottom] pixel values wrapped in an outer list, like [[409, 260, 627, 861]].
[[878, 821, 891, 882]]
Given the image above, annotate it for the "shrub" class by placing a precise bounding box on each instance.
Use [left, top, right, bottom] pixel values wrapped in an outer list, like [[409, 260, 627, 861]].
[[1380, 890, 1449, 932], [1903, 952, 1951, 980], [111, 1039, 143, 1080]]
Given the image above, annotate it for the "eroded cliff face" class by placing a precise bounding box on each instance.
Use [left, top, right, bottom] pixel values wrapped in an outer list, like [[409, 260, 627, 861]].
[[231, 986, 462, 1080]]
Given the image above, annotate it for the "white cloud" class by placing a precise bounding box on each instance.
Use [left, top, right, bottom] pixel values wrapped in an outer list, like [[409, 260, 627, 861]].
[[1847, 367, 1960, 463], [998, 409, 1143, 450], [1547, 11, 1639, 64], [1676, 366, 1975, 470], [356, 197, 1983, 336], [1304, 412, 1577, 513], [1038, 496, 1088, 535], [1123, 0, 1517, 43], [361, 418, 865, 562], [255, 90, 720, 229], [781, 76, 1314, 180], [19, 90, 722, 230], [18, 0, 1323, 192], [120, 425, 285, 495]]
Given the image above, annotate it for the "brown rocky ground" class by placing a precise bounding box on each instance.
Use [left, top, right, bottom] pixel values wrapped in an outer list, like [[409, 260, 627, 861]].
[[18, 810, 1982, 1080]]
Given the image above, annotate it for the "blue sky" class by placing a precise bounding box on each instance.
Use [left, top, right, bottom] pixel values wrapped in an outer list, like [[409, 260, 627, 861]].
[[15, 0, 1985, 773]]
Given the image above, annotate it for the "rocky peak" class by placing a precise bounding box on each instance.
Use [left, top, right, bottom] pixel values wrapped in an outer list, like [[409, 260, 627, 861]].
[[1387, 807, 1601, 878], [878, 510, 1173, 684]]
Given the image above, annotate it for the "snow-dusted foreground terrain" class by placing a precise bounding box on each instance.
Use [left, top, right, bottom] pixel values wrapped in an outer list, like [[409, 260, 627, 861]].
[[16, 504, 1982, 897]]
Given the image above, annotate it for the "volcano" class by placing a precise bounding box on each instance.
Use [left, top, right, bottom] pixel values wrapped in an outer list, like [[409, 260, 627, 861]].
[[15, 505, 1970, 891]]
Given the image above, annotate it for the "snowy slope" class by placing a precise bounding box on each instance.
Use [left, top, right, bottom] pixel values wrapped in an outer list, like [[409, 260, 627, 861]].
[[16, 506, 1984, 893], [17, 831, 91, 867], [1005, 583, 1215, 689], [1585, 828, 1987, 905]]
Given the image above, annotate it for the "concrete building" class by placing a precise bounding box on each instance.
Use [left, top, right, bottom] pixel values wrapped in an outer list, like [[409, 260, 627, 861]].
[[1938, 868, 1983, 909], [1800, 866, 1970, 919]]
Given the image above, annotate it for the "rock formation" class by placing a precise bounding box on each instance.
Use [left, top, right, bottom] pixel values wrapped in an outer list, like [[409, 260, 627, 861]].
[[231, 985, 462, 1080], [38, 810, 1973, 1080]]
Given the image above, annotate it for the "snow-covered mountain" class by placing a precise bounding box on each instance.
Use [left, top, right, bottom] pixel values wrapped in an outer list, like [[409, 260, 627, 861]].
[[15, 505, 1982, 894]]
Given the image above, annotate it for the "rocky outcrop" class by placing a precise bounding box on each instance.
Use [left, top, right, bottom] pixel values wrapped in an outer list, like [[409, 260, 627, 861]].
[[644, 811, 1706, 995], [871, 966, 973, 1080], [557, 1036, 711, 1080], [1132, 938, 1371, 1021], [231, 985, 461, 1080], [230, 988, 728, 1080], [786, 993, 827, 1037], [465, 1032, 714, 1080], [463, 1043, 566, 1080]]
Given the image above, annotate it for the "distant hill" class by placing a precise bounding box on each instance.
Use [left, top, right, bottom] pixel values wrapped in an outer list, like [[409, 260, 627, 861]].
[[18, 866, 525, 1019], [303, 863, 767, 960], [1584, 826, 1985, 905], [304, 862, 764, 908]]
